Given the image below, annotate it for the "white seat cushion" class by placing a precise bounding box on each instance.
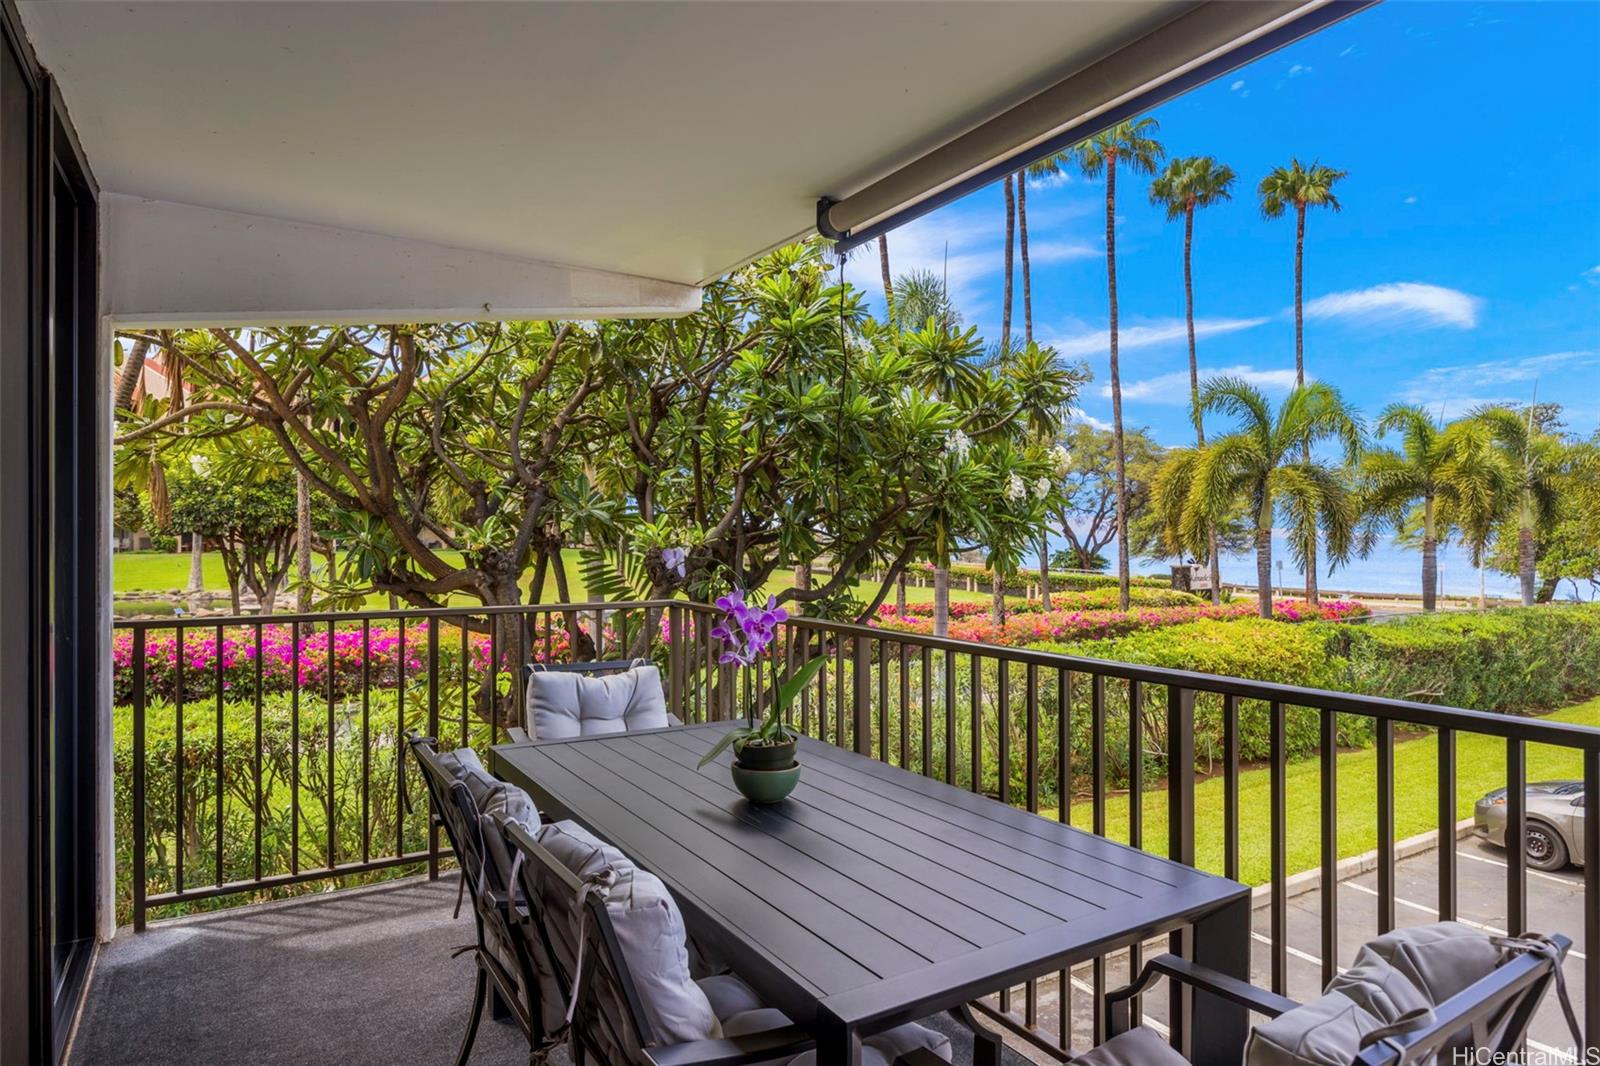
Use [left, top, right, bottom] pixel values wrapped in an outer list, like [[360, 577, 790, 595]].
[[1074, 1026, 1191, 1066], [697, 973, 952, 1065], [782, 1021, 952, 1066], [526, 664, 669, 740], [1246, 990, 1387, 1066]]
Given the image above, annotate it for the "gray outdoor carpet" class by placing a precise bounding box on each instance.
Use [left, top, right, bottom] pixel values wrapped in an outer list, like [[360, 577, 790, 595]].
[[68, 876, 1033, 1066]]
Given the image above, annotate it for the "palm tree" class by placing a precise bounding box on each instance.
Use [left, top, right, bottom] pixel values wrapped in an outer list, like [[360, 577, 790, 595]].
[[1187, 378, 1364, 618], [1017, 150, 1073, 347], [1149, 155, 1235, 603], [1474, 407, 1566, 606], [1357, 406, 1511, 610], [1001, 174, 1017, 352], [1074, 117, 1164, 610], [1259, 158, 1347, 604], [877, 236, 894, 325]]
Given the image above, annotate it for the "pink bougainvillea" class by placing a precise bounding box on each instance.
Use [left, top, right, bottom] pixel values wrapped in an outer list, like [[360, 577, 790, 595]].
[[113, 621, 576, 703], [872, 598, 1368, 648]]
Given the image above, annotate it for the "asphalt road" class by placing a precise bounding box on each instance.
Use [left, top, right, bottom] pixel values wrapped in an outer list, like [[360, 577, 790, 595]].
[[995, 836, 1588, 1062]]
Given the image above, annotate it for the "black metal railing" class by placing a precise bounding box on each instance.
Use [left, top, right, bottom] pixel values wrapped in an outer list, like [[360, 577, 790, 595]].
[[113, 600, 1600, 1058]]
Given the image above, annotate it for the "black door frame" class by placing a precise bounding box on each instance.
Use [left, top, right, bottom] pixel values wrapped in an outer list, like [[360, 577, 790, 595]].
[[0, 0, 101, 1060]]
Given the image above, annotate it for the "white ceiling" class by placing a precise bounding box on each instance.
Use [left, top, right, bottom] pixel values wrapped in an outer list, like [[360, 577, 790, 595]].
[[21, 1, 1184, 289]]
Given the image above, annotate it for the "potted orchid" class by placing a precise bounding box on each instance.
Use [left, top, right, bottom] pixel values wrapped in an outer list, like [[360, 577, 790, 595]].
[[696, 589, 826, 802]]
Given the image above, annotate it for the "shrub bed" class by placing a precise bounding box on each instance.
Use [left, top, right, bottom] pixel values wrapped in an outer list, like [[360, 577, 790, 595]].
[[876, 598, 1368, 646]]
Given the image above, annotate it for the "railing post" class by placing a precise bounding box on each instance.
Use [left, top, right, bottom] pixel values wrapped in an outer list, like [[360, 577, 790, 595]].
[[669, 606, 685, 722], [1166, 685, 1195, 1057], [132, 630, 147, 932], [851, 636, 871, 755], [427, 617, 440, 879]]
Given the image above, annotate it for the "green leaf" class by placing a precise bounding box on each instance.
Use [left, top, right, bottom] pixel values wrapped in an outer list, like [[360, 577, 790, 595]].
[[696, 725, 756, 769], [771, 656, 827, 714]]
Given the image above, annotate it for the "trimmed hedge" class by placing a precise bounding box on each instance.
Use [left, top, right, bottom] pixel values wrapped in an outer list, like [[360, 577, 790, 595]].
[[1331, 605, 1600, 715]]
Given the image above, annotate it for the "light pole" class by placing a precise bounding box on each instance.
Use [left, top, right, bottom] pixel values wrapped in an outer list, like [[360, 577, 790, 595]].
[[1275, 560, 1284, 599]]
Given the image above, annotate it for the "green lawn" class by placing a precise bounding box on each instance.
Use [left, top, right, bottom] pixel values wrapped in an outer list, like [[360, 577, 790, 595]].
[[1048, 696, 1600, 886], [112, 549, 998, 607]]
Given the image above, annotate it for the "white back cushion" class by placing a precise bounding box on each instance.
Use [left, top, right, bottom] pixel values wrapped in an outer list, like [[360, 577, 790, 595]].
[[534, 820, 719, 1047], [526, 664, 669, 740]]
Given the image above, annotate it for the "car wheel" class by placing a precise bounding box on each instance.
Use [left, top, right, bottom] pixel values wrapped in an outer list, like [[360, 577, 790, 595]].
[[1524, 821, 1569, 872]]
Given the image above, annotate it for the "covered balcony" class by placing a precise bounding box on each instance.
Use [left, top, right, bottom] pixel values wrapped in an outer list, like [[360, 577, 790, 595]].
[[0, 2, 1594, 1065]]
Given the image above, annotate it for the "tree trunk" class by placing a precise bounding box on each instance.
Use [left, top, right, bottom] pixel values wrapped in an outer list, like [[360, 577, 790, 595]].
[[794, 561, 811, 593], [933, 566, 951, 638], [1001, 174, 1016, 353], [1105, 155, 1131, 611], [295, 471, 313, 611], [1038, 535, 1051, 609], [113, 337, 150, 411], [1207, 528, 1222, 607], [1478, 555, 1486, 611], [1293, 203, 1306, 385], [895, 571, 907, 616], [1421, 496, 1437, 612], [877, 236, 894, 326], [186, 534, 205, 594], [1518, 513, 1536, 608], [1019, 170, 1033, 346], [1255, 527, 1274, 619], [990, 576, 1006, 626]]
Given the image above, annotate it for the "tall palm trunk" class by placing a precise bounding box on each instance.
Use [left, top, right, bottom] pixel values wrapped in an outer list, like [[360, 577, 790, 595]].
[[186, 534, 204, 594], [877, 236, 894, 325], [1421, 496, 1437, 612], [295, 471, 313, 611], [1254, 527, 1273, 619], [1104, 154, 1131, 611], [114, 337, 151, 411], [1517, 494, 1536, 607], [1037, 535, 1051, 609], [1294, 202, 1320, 605], [1181, 204, 1223, 605], [1001, 175, 1016, 352], [1019, 170, 1033, 346], [933, 566, 950, 638]]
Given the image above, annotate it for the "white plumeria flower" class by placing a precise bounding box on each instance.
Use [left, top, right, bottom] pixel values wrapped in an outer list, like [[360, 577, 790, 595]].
[[1005, 473, 1026, 501], [945, 429, 972, 462], [1034, 476, 1052, 499], [1052, 445, 1072, 474]]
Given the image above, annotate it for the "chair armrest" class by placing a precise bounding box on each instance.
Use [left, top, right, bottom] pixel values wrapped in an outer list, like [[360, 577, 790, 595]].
[[645, 1024, 815, 1066], [505, 725, 530, 743], [480, 887, 530, 922], [1106, 954, 1299, 1036], [667, 712, 684, 727]]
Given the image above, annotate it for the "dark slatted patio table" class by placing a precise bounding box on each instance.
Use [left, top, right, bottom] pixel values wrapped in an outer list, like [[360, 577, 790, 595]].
[[491, 722, 1251, 1066]]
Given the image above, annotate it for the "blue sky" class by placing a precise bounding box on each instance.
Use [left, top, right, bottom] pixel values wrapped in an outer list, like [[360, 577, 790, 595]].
[[854, 0, 1600, 450]]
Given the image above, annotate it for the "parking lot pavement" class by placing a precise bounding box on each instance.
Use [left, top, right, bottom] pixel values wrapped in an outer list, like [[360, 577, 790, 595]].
[[995, 837, 1588, 1062]]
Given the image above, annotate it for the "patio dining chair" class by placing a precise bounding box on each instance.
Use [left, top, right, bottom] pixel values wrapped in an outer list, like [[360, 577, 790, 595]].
[[1082, 922, 1580, 1066], [506, 658, 678, 744], [491, 813, 956, 1066], [405, 733, 556, 1066]]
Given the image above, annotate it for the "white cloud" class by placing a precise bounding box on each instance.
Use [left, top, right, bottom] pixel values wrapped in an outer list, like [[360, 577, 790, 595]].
[[1400, 350, 1599, 407], [1229, 79, 1245, 91], [1304, 282, 1482, 330], [1068, 406, 1112, 431], [1583, 265, 1600, 286], [1110, 365, 1302, 404], [1402, 195, 1418, 205], [1339, 45, 1357, 57], [1288, 63, 1312, 77], [867, 200, 1095, 314], [1043, 316, 1268, 359]]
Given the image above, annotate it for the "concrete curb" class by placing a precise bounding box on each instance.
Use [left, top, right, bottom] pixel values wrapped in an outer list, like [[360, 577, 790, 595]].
[[1250, 818, 1477, 910]]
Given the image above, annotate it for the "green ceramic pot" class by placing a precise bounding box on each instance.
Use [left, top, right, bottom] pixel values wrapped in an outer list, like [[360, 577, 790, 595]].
[[729, 761, 801, 805], [734, 735, 797, 771]]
